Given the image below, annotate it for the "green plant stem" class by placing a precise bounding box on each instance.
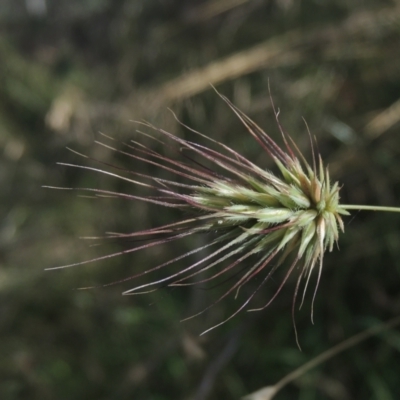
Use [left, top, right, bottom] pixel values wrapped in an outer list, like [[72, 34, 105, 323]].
[[342, 204, 400, 213]]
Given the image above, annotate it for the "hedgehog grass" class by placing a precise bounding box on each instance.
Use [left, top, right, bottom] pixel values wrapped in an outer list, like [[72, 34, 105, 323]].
[[45, 91, 400, 341]]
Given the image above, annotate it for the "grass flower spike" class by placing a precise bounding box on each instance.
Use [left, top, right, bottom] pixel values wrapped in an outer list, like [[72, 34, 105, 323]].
[[46, 91, 399, 338]]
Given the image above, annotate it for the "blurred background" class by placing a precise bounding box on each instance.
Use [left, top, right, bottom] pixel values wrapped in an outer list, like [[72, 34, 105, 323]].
[[1, 0, 400, 399]]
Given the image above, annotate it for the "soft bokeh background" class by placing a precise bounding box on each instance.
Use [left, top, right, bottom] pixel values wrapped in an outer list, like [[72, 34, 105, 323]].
[[1, 1, 400, 399]]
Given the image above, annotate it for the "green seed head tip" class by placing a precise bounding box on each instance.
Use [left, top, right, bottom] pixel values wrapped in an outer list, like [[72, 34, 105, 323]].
[[190, 130, 346, 290]]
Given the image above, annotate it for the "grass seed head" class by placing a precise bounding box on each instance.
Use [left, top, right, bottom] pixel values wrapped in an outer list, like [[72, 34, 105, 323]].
[[49, 91, 350, 337]]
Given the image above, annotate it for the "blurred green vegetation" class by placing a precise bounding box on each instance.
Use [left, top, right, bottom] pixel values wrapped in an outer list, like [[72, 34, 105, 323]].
[[1, 0, 400, 399]]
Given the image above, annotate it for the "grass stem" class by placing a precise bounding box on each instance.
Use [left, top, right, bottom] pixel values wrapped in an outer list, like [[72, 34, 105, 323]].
[[342, 205, 400, 213]]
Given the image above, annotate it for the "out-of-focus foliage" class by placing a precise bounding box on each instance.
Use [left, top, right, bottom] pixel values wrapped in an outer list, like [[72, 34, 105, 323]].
[[1, 1, 400, 399]]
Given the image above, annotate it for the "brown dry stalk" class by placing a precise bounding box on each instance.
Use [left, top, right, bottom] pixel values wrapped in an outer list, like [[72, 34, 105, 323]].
[[144, 4, 400, 103], [243, 314, 400, 400], [364, 97, 400, 138]]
